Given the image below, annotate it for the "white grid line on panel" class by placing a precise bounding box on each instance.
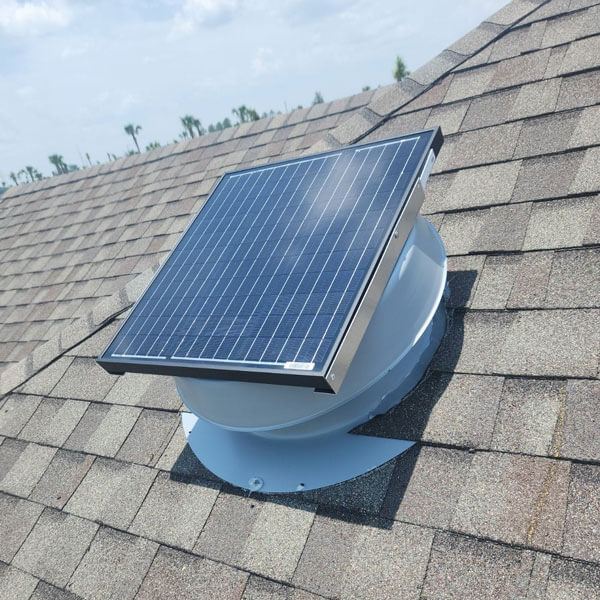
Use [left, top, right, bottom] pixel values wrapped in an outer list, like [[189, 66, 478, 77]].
[[114, 174, 243, 356], [308, 137, 419, 363], [170, 158, 310, 358], [221, 154, 343, 361], [263, 144, 390, 363], [119, 170, 264, 357], [148, 165, 284, 357], [241, 150, 364, 362], [196, 156, 336, 360]]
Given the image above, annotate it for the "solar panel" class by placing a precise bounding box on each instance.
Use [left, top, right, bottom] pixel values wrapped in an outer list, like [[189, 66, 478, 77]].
[[98, 128, 443, 392]]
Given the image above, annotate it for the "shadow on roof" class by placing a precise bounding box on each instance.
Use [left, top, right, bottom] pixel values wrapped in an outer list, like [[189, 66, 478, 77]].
[[168, 270, 476, 527]]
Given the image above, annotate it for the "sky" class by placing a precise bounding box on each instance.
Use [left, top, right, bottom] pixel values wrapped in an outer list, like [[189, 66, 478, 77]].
[[0, 0, 507, 183]]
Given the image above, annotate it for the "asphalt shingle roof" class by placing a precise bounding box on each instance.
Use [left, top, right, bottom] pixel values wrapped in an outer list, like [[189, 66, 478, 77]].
[[1, 0, 600, 598]]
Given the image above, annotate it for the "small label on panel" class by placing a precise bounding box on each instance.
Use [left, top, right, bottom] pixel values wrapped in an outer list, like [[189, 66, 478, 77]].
[[284, 361, 315, 371]]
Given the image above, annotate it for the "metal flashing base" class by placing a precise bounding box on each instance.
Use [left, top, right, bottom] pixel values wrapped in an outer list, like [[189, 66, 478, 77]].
[[177, 216, 447, 493]]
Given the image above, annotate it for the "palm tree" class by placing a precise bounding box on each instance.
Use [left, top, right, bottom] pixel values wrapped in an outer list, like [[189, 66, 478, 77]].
[[124, 123, 142, 152], [312, 91, 324, 105], [192, 117, 204, 136], [180, 115, 195, 138], [232, 105, 259, 124], [393, 56, 409, 82], [48, 154, 68, 175], [145, 141, 161, 151], [9, 171, 19, 185]]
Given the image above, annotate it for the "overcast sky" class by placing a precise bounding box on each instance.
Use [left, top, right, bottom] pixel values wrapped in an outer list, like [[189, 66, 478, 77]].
[[0, 0, 506, 183]]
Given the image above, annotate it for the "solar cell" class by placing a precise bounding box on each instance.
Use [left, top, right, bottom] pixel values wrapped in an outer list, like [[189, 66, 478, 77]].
[[99, 128, 443, 392]]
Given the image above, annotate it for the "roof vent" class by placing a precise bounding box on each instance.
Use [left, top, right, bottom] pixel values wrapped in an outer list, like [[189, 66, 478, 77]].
[[99, 129, 447, 492]]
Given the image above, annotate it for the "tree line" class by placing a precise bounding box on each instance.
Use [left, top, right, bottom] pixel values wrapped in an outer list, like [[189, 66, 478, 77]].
[[3, 57, 409, 189]]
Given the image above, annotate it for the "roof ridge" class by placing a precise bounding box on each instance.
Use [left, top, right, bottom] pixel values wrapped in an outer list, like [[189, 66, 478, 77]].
[[0, 0, 551, 397], [1, 90, 374, 202], [301, 0, 551, 156]]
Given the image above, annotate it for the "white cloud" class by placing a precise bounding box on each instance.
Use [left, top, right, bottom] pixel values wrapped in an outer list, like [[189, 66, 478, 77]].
[[170, 0, 240, 36], [251, 47, 281, 76], [0, 0, 72, 35]]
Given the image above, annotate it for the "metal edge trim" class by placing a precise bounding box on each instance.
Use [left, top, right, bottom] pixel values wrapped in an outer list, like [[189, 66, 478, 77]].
[[324, 180, 425, 393]]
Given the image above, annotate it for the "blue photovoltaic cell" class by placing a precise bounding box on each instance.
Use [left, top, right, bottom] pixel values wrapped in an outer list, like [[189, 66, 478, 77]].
[[102, 131, 434, 379]]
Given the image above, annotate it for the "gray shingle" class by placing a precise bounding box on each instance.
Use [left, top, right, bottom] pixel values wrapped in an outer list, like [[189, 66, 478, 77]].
[[523, 196, 597, 250], [62, 403, 110, 453], [497, 309, 600, 377], [556, 70, 600, 111], [461, 89, 518, 130], [568, 104, 600, 147], [0, 562, 39, 600], [65, 457, 156, 529], [512, 151, 584, 201], [546, 556, 600, 600], [195, 492, 261, 566], [514, 111, 581, 159], [472, 255, 522, 309], [0, 441, 56, 497], [67, 527, 158, 600], [510, 78, 561, 119], [368, 79, 425, 117], [243, 576, 324, 599], [475, 202, 532, 252], [546, 248, 600, 308], [451, 452, 570, 550], [0, 493, 43, 563], [29, 449, 94, 509], [448, 21, 504, 55], [13, 508, 98, 587], [434, 310, 515, 374], [19, 398, 88, 447], [359, 372, 504, 448], [569, 148, 600, 194], [292, 512, 358, 598], [341, 520, 434, 600], [383, 446, 472, 528], [421, 532, 535, 600], [443, 65, 497, 103], [19, 356, 74, 396], [438, 210, 486, 255], [241, 499, 316, 581], [491, 378, 564, 455], [116, 409, 178, 466], [103, 372, 181, 409], [562, 464, 600, 562], [559, 34, 600, 74], [445, 255, 484, 308], [136, 546, 247, 600], [560, 380, 600, 462], [425, 101, 469, 135], [129, 471, 219, 550], [507, 251, 553, 308], [80, 404, 140, 457], [0, 393, 41, 436], [445, 122, 522, 170], [50, 357, 117, 401], [408, 50, 463, 86], [30, 581, 83, 600], [487, 49, 551, 91], [361, 109, 431, 143], [331, 107, 380, 145]]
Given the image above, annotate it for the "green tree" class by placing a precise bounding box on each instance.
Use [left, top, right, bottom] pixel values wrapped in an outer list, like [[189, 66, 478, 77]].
[[393, 56, 409, 82], [85, 152, 92, 167], [9, 172, 19, 185], [48, 154, 68, 175], [232, 105, 260, 124], [312, 91, 324, 105], [124, 123, 142, 152], [145, 141, 161, 151], [362, 85, 371, 91], [180, 115, 196, 138]]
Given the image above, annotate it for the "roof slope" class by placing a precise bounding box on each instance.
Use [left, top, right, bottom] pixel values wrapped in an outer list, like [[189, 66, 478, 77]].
[[1, 0, 600, 598], [0, 89, 374, 374]]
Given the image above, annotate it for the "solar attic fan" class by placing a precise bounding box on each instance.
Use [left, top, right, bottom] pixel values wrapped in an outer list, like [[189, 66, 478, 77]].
[[99, 128, 447, 493]]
